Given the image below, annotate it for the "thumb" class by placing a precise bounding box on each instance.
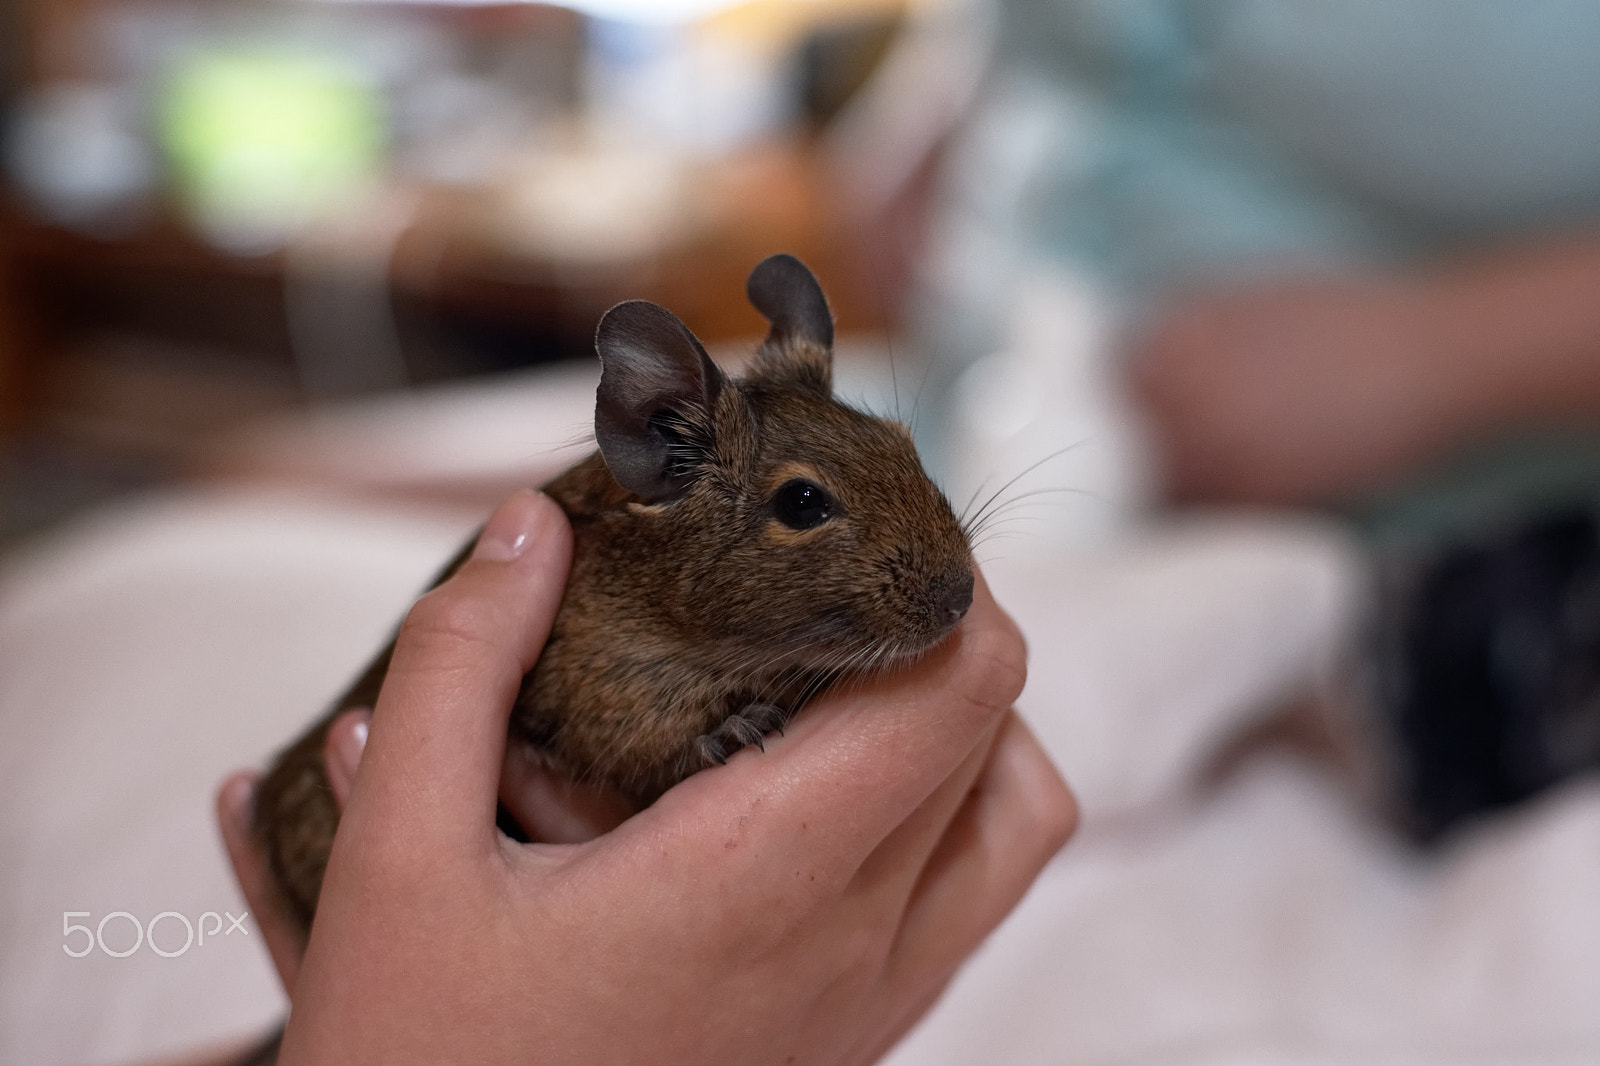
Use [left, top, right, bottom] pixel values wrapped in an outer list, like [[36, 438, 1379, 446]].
[[343, 491, 571, 857]]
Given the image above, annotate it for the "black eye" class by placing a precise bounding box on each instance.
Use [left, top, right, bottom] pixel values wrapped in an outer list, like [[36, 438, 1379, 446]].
[[772, 479, 834, 530]]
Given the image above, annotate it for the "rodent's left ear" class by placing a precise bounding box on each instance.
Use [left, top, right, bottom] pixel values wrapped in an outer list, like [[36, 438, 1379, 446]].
[[746, 253, 833, 393], [594, 300, 726, 502]]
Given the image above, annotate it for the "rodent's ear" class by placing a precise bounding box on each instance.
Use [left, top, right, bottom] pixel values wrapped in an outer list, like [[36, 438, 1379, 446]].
[[746, 253, 834, 393], [594, 300, 726, 502]]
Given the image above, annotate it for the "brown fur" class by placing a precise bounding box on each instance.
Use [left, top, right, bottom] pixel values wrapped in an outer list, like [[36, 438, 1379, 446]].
[[253, 262, 973, 932]]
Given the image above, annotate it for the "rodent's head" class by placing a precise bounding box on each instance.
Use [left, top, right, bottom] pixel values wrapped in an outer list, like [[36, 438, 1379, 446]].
[[591, 254, 973, 675]]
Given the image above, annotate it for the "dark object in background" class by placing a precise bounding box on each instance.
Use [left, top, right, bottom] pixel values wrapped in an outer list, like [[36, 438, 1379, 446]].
[[795, 12, 902, 127], [0, 20, 19, 110], [1385, 507, 1600, 841]]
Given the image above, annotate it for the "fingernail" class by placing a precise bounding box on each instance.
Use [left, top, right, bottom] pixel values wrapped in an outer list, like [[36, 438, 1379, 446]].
[[332, 717, 369, 779], [222, 774, 257, 828], [472, 491, 553, 562]]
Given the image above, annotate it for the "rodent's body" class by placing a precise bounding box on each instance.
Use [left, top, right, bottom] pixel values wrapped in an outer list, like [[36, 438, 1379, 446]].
[[254, 256, 974, 932]]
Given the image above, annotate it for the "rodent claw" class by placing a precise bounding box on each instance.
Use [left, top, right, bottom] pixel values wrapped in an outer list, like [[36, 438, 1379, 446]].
[[697, 735, 729, 766]]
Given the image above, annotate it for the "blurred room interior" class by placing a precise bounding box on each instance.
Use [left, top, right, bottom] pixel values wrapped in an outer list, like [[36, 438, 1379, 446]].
[[7, 2, 1600, 1064], [0, 0, 948, 539]]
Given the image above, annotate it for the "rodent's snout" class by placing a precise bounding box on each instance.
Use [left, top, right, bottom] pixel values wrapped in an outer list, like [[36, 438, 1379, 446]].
[[932, 569, 976, 625]]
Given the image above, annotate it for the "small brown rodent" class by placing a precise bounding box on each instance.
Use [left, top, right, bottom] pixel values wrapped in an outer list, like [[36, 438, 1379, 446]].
[[254, 254, 975, 931]]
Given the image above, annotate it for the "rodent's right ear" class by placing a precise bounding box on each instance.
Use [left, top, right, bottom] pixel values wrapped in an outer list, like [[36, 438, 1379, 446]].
[[747, 253, 833, 352], [594, 300, 726, 502], [746, 253, 834, 394]]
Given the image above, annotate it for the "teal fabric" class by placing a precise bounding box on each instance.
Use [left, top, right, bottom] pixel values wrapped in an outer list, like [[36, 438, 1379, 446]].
[[986, 0, 1600, 297], [918, 0, 1600, 523]]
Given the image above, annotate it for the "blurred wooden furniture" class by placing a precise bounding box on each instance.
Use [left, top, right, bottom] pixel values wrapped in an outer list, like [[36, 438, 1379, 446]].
[[0, 0, 969, 471], [0, 137, 896, 487], [6, 139, 884, 364], [0, 209, 26, 444]]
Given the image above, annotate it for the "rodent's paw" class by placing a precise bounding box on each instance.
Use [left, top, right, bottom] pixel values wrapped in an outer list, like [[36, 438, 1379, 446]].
[[695, 703, 787, 766], [740, 701, 790, 736]]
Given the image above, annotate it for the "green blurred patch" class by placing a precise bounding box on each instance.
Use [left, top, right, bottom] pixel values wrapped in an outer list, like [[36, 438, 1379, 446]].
[[161, 48, 386, 249]]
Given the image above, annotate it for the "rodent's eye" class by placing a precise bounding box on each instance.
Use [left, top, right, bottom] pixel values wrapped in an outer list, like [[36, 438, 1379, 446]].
[[772, 479, 834, 530]]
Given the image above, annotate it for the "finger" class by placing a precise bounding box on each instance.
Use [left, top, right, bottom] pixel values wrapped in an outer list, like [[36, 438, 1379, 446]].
[[322, 709, 371, 811], [859, 967, 960, 1066], [847, 711, 1002, 907], [499, 741, 634, 844], [343, 491, 571, 854], [642, 568, 1026, 888], [884, 712, 1076, 994], [216, 771, 306, 993]]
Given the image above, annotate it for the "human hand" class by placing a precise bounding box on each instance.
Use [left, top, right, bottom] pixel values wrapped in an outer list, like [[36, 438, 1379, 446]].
[[1130, 277, 1473, 504], [219, 714, 631, 993], [219, 489, 1074, 1065]]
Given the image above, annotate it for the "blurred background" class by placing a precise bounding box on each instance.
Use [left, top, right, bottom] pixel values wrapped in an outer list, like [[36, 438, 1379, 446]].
[[0, 0, 953, 540], [8, 1, 1600, 1063]]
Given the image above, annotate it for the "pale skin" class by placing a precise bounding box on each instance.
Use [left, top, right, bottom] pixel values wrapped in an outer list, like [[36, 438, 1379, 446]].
[[215, 489, 1077, 1065], [1131, 233, 1600, 505]]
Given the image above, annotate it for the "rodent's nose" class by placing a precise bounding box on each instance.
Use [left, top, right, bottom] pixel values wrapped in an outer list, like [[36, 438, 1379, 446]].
[[935, 570, 975, 624]]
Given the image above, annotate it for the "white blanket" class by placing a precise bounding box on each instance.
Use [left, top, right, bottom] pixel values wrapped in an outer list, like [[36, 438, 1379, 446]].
[[3, 449, 1597, 1065]]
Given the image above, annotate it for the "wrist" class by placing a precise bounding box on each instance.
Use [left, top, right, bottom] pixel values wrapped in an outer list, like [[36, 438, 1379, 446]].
[[1415, 237, 1600, 433]]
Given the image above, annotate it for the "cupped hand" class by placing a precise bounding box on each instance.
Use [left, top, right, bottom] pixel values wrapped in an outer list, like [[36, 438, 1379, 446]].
[[218, 489, 1075, 1065]]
